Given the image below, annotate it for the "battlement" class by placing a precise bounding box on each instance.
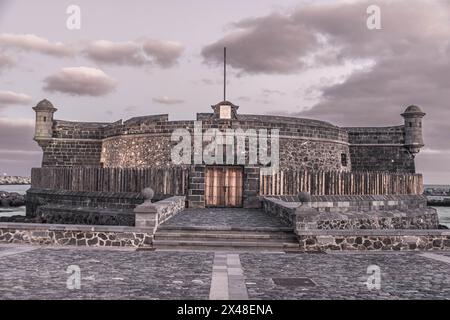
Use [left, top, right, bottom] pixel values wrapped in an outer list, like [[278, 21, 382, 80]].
[[32, 100, 425, 174], [345, 126, 405, 145]]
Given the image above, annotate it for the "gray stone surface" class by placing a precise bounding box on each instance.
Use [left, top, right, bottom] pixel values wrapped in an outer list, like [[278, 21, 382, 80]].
[[240, 252, 450, 299], [159, 208, 291, 229], [0, 245, 213, 299], [1, 244, 449, 299]]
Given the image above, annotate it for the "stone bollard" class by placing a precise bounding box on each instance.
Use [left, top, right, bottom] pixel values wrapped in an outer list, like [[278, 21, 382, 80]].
[[295, 191, 318, 232], [134, 188, 158, 231], [297, 191, 312, 208]]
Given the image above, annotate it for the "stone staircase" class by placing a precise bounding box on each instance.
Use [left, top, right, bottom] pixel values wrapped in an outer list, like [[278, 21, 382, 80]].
[[153, 225, 300, 251]]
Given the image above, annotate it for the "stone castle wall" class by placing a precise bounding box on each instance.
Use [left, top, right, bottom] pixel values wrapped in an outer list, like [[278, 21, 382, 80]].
[[279, 138, 349, 171], [101, 135, 172, 167], [52, 120, 108, 139], [39, 139, 103, 167], [346, 126, 415, 172], [41, 114, 352, 171], [33, 112, 420, 174]]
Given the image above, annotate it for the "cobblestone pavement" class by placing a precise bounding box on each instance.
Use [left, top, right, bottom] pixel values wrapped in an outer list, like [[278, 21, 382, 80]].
[[437, 251, 450, 257], [0, 245, 213, 299], [0, 244, 449, 299], [240, 252, 450, 299], [160, 208, 291, 229]]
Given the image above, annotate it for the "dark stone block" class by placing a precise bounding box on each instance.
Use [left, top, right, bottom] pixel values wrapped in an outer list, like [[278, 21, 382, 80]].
[[363, 240, 372, 247], [87, 237, 98, 245], [433, 239, 442, 247]]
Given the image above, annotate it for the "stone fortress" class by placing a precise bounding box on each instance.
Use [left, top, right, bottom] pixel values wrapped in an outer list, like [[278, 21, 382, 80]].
[[30, 99, 426, 208], [33, 99, 424, 173], [3, 97, 445, 252]]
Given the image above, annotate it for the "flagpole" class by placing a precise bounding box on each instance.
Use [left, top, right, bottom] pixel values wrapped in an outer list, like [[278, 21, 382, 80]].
[[224, 47, 226, 101]]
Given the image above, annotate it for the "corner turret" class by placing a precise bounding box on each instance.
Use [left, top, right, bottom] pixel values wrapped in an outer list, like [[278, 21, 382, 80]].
[[401, 105, 425, 156], [32, 99, 57, 141]]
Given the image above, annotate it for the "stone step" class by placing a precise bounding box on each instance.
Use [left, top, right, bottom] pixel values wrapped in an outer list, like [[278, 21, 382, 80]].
[[157, 225, 294, 232], [152, 239, 300, 251], [155, 231, 297, 241]]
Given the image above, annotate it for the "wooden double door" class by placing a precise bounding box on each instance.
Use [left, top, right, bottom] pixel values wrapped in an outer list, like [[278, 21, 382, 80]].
[[205, 166, 243, 207]]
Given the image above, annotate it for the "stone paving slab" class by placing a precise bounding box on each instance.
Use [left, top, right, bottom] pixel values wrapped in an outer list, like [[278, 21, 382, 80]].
[[240, 252, 450, 300], [160, 208, 290, 229], [0, 246, 213, 300], [209, 253, 249, 300]]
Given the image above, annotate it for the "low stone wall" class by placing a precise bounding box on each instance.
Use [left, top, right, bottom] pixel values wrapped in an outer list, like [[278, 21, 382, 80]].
[[298, 229, 450, 252], [22, 188, 175, 226], [261, 197, 298, 228], [26, 188, 145, 217], [262, 195, 439, 232], [0, 196, 186, 248], [154, 196, 186, 225], [0, 223, 153, 248], [135, 196, 186, 232], [268, 194, 428, 211], [299, 209, 438, 230], [35, 206, 135, 226]]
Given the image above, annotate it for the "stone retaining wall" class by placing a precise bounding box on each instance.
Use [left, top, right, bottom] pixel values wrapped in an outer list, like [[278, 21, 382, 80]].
[[0, 223, 153, 248], [26, 188, 145, 216], [35, 207, 135, 226], [298, 230, 450, 252], [1, 222, 448, 252], [16, 189, 178, 227], [0, 196, 186, 248]]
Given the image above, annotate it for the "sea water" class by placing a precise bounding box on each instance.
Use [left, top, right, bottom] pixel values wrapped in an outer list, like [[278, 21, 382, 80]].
[[434, 206, 450, 228]]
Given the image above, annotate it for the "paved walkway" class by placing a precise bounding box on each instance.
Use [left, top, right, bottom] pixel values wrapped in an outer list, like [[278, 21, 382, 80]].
[[209, 253, 248, 300], [159, 208, 291, 229], [0, 244, 450, 299]]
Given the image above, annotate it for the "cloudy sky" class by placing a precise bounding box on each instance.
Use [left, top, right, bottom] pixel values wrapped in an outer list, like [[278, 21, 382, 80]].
[[0, 0, 449, 184]]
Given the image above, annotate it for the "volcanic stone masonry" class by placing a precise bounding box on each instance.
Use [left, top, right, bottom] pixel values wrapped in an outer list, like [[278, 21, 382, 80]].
[[30, 99, 427, 210], [32, 100, 425, 173]]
